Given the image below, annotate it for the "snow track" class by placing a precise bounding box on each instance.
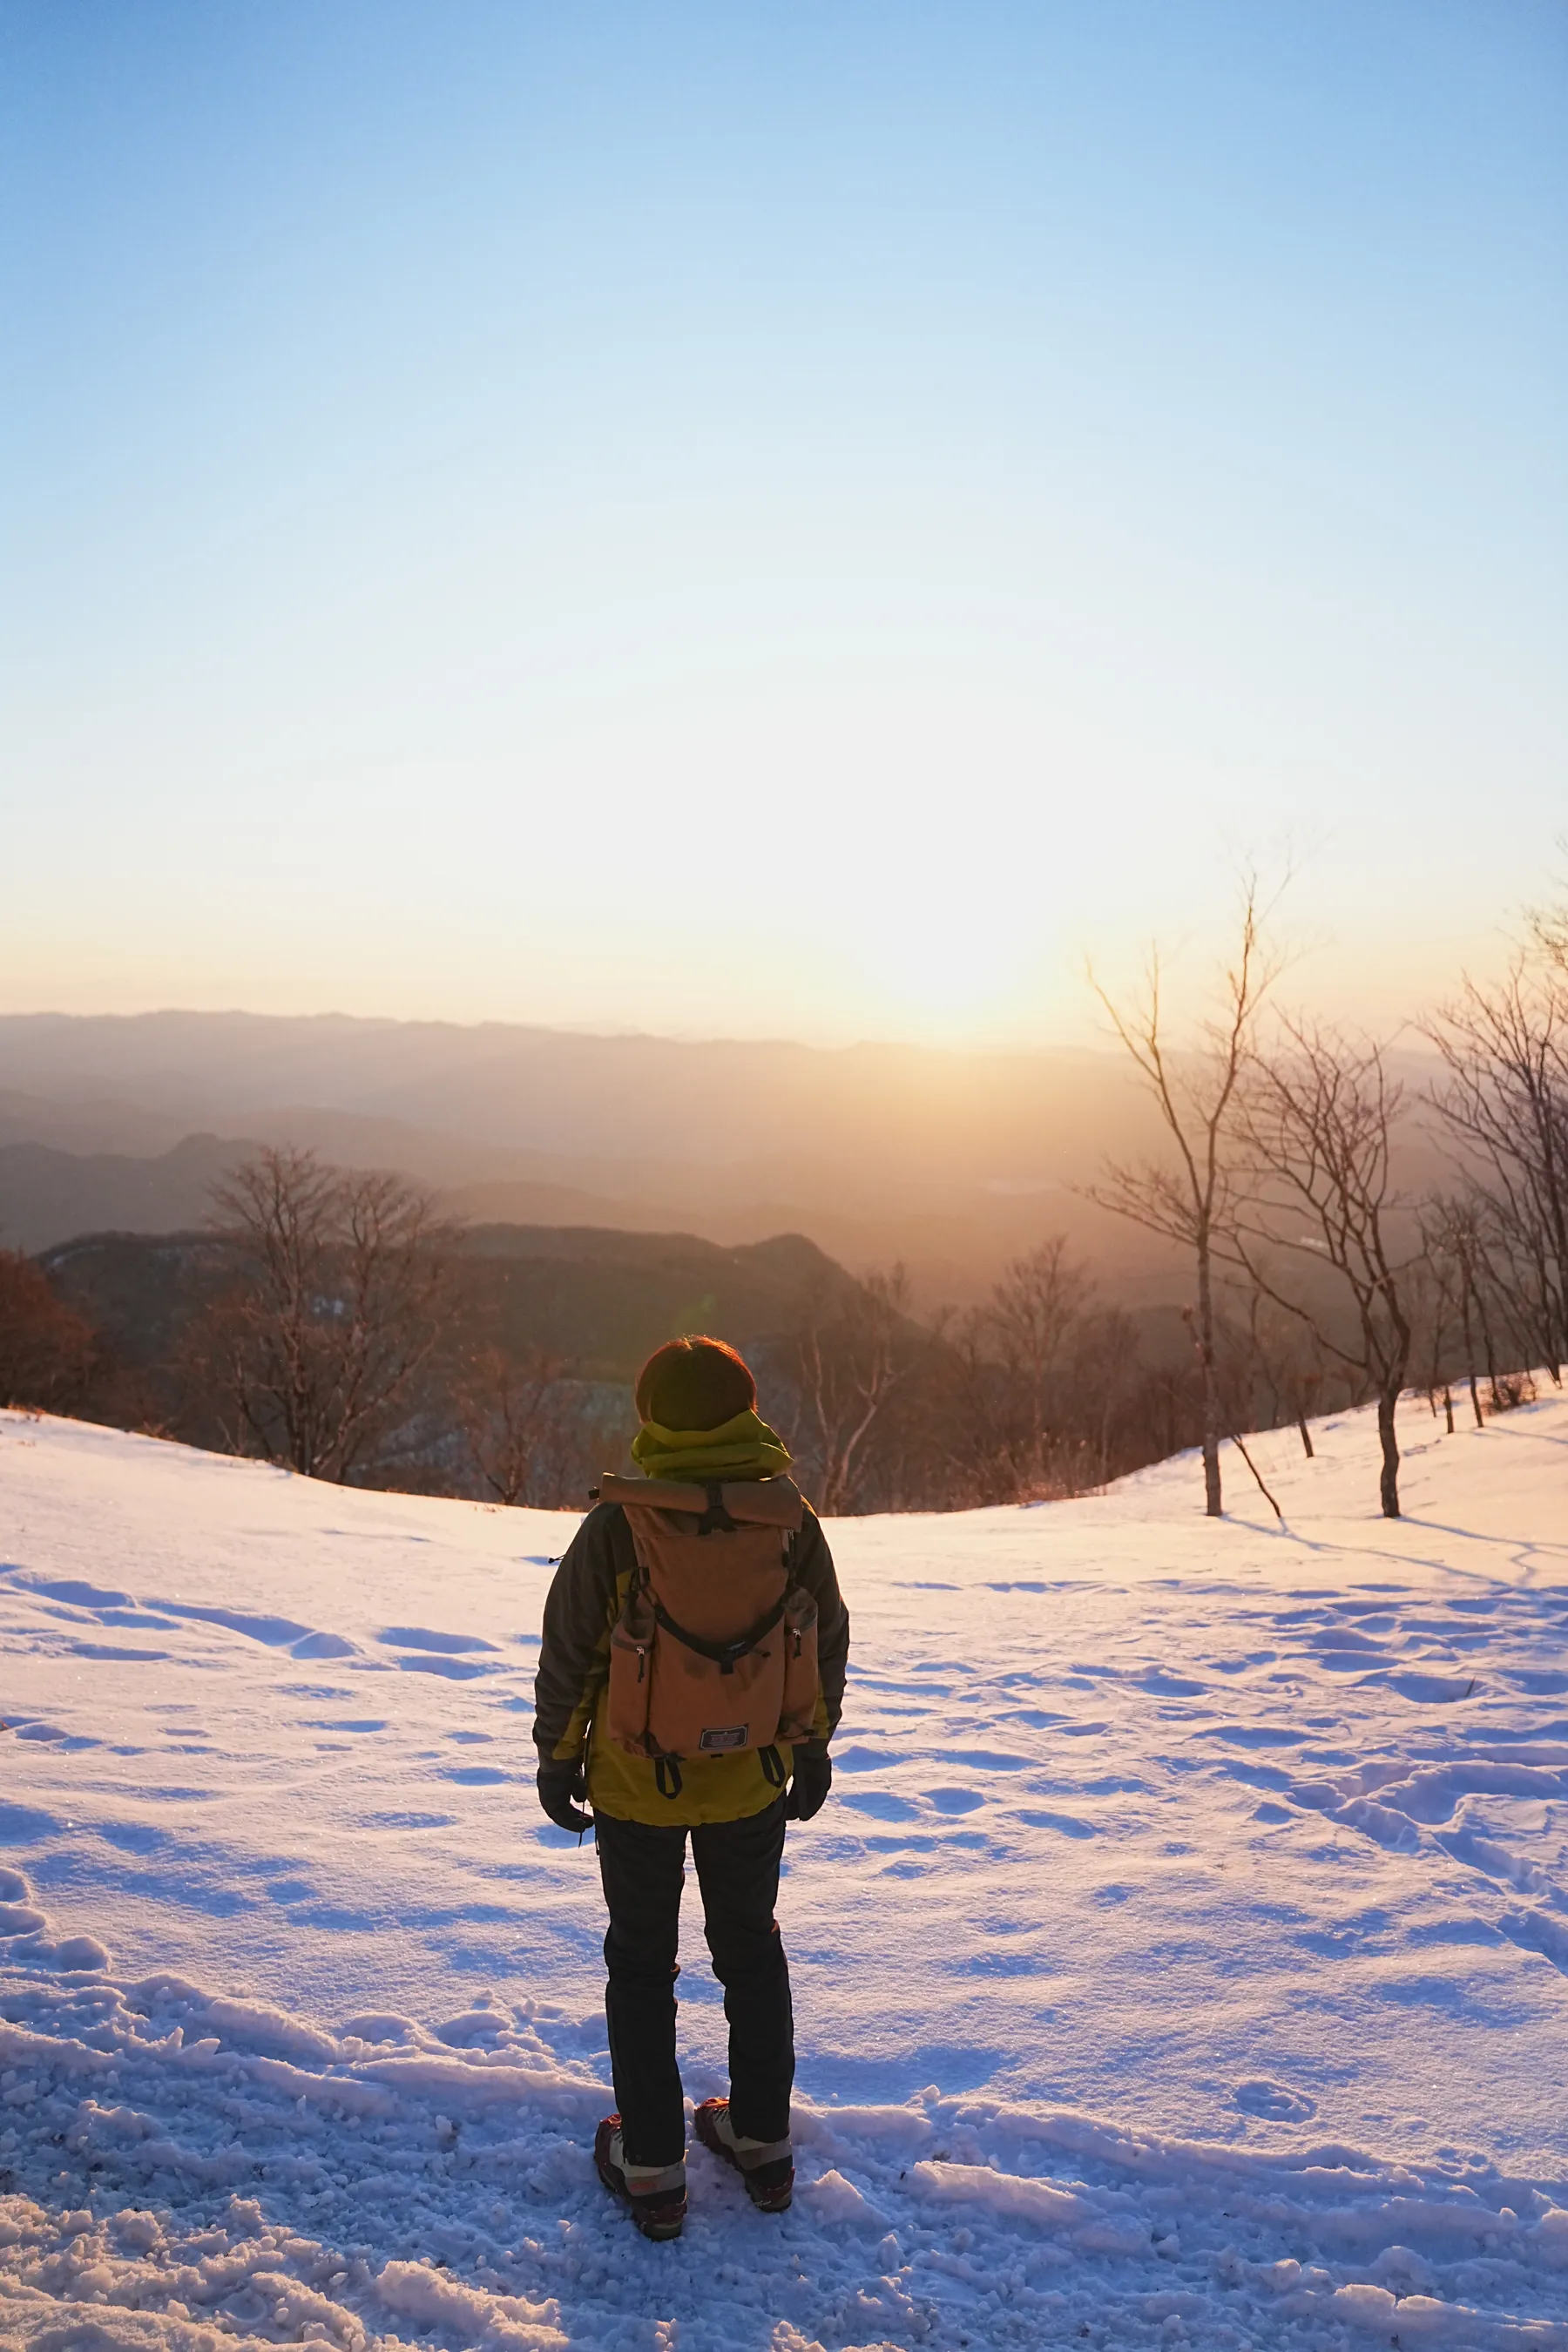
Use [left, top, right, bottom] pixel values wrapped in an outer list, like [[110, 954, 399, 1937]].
[[3, 1397, 1568, 2347]]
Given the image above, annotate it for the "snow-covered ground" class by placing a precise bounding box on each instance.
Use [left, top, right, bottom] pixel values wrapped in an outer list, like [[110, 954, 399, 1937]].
[[3, 1392, 1566, 2350]]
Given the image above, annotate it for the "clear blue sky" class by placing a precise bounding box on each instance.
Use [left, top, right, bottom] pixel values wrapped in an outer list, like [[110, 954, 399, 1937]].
[[2, 1, 1564, 1042]]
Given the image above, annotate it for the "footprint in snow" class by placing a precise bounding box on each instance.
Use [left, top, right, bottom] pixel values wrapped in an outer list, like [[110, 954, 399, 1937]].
[[290, 1632, 357, 1660], [1387, 1672, 1480, 1704], [836, 1791, 923, 1822], [378, 1626, 502, 1653], [1207, 1725, 1313, 1749], [831, 1746, 904, 1772], [149, 1600, 318, 1646], [1499, 1908, 1568, 1974], [1234, 2078, 1317, 2122], [69, 1641, 169, 1663], [338, 2012, 417, 2044], [355, 1810, 458, 1832], [434, 2009, 509, 2048], [397, 1656, 493, 1680], [13, 1575, 132, 1609]]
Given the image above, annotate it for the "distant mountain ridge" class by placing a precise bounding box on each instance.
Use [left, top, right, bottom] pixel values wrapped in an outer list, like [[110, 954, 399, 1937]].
[[42, 1220, 873, 1390], [0, 1137, 245, 1254], [0, 1127, 1182, 1306], [0, 1010, 1192, 1301], [6, 1010, 1443, 1303], [0, 1009, 1154, 1192]]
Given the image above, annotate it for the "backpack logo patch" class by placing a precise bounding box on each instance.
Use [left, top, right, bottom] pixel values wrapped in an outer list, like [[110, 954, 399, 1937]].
[[699, 1724, 749, 1754]]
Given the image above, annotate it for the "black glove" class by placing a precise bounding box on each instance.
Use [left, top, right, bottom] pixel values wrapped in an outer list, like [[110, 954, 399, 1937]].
[[537, 1756, 593, 1835], [785, 1750, 832, 1821]]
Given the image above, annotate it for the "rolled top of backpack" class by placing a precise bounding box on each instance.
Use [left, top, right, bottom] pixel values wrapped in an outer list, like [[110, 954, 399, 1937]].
[[598, 1471, 804, 1531]]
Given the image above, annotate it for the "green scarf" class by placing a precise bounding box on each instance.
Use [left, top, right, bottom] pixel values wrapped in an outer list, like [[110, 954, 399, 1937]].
[[630, 1408, 793, 1483]]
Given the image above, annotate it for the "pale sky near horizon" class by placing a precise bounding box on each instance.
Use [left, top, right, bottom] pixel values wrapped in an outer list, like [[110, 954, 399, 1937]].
[[2, 1, 1564, 1047]]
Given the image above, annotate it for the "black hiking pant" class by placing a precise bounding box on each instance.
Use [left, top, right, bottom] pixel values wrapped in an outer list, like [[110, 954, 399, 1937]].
[[594, 1796, 793, 2167]]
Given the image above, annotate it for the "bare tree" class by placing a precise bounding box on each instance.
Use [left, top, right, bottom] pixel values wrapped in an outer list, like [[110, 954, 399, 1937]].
[[1087, 880, 1280, 1516], [1231, 1024, 1416, 1517], [1424, 957, 1568, 1383], [979, 1239, 1095, 1490], [1410, 1208, 1461, 1432], [0, 1251, 94, 1410], [1423, 1190, 1532, 1428], [1068, 1303, 1144, 1492], [1233, 1280, 1327, 1457], [779, 1266, 912, 1514], [1526, 872, 1568, 975], [930, 1238, 1132, 1504], [457, 1342, 585, 1506], [193, 1148, 452, 1482], [1446, 1200, 1493, 1429]]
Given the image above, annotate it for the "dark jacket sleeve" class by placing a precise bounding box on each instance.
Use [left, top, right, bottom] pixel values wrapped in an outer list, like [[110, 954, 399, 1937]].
[[533, 1503, 633, 1761], [794, 1507, 849, 1756]]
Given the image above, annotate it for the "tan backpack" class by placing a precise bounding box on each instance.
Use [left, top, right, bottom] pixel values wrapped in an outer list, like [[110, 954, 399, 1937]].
[[599, 1473, 820, 1799]]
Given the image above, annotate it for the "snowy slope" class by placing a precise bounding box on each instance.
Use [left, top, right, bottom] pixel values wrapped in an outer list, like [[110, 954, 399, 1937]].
[[2, 1393, 1566, 2349]]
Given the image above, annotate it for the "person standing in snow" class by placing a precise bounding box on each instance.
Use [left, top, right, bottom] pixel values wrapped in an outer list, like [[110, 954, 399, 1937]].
[[533, 1335, 848, 2241]]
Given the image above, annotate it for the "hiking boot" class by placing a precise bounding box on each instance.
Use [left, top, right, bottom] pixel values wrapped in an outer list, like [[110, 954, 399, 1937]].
[[693, 2097, 794, 2213], [593, 2115, 687, 2240]]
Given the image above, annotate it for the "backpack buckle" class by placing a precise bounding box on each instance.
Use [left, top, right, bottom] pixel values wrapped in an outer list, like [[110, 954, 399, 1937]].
[[695, 1481, 738, 1536]]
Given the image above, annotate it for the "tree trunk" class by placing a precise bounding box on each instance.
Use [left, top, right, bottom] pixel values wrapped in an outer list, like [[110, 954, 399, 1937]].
[[1478, 1288, 1500, 1401], [1376, 1389, 1402, 1518], [1544, 1156, 1568, 1382], [1296, 1413, 1314, 1458], [1458, 1281, 1485, 1429], [1194, 1245, 1223, 1517], [1443, 1384, 1455, 1434]]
